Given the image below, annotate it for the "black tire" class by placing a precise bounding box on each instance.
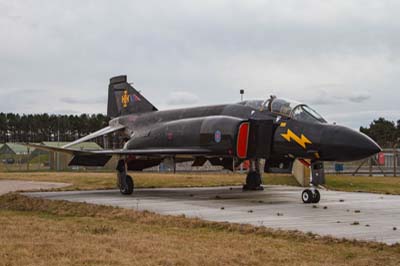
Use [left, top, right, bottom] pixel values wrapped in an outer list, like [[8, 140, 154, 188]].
[[301, 189, 313, 204], [244, 171, 262, 190], [312, 189, 320, 203], [120, 175, 134, 195]]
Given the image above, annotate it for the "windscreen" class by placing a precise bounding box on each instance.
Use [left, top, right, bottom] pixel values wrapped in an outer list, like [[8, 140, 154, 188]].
[[240, 98, 327, 123], [292, 105, 327, 123]]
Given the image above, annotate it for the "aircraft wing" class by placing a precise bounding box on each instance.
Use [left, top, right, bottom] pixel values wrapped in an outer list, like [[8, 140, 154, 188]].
[[87, 148, 213, 156], [26, 142, 214, 167], [26, 143, 212, 156], [62, 124, 126, 148]]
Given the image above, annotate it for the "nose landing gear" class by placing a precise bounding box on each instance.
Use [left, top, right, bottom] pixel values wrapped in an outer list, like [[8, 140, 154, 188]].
[[299, 160, 324, 204], [301, 188, 320, 204]]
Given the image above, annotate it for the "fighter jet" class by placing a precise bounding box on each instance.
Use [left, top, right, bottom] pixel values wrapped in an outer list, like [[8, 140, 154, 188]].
[[28, 75, 381, 203]]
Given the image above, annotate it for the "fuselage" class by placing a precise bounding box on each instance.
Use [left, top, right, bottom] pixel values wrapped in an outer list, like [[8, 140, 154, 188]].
[[110, 101, 381, 162]]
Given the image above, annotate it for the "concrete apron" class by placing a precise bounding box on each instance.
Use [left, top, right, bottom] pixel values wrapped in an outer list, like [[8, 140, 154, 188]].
[[25, 185, 400, 245], [0, 180, 70, 195]]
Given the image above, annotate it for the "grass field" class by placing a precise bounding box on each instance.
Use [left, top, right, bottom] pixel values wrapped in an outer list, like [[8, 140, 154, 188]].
[[1, 172, 400, 265], [1, 171, 400, 195], [0, 171, 299, 191], [0, 193, 399, 266], [325, 175, 400, 195]]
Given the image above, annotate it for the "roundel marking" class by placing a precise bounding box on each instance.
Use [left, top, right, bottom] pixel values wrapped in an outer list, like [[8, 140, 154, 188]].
[[214, 130, 222, 143]]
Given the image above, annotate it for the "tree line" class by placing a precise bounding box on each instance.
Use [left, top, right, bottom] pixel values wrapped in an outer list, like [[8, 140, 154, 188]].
[[0, 113, 109, 145], [360, 118, 400, 148]]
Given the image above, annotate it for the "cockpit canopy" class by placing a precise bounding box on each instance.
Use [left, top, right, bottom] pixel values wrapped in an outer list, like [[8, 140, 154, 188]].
[[239, 97, 327, 123]]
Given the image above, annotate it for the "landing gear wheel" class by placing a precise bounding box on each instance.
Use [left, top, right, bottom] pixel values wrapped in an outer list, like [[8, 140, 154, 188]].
[[312, 189, 320, 203], [301, 189, 313, 204], [120, 175, 134, 195], [243, 171, 264, 191]]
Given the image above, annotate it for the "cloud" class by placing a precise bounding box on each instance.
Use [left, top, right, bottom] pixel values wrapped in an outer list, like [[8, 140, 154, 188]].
[[59, 96, 106, 105], [0, 88, 44, 95], [348, 92, 371, 103], [325, 109, 400, 128], [166, 91, 199, 106], [303, 85, 371, 106], [0, 1, 399, 128], [0, 88, 46, 113], [304, 86, 342, 106]]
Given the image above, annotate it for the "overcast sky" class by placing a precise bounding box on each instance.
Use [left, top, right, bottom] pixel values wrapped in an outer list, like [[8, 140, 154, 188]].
[[0, 1, 399, 129]]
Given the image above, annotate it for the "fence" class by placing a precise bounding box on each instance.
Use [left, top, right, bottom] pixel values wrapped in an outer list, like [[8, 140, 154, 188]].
[[325, 149, 399, 176], [1, 145, 398, 176]]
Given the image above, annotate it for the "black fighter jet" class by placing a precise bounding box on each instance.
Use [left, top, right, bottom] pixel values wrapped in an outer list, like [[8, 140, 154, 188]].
[[28, 75, 381, 203]]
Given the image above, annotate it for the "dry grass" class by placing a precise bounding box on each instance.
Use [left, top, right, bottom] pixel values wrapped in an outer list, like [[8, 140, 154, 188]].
[[2, 171, 400, 196], [326, 175, 400, 195], [0, 171, 298, 191], [0, 193, 400, 266]]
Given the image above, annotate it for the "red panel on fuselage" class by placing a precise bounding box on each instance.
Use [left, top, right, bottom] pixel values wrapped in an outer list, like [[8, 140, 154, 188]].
[[237, 122, 249, 159]]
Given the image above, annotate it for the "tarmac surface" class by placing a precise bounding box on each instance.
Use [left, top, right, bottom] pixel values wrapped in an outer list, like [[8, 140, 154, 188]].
[[0, 180, 70, 195], [26, 186, 400, 244]]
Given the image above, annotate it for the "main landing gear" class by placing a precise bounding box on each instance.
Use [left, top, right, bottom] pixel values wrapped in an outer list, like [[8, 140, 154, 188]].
[[116, 159, 134, 195], [243, 159, 264, 191]]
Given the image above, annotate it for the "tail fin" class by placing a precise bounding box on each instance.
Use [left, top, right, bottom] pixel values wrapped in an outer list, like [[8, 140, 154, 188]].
[[107, 75, 157, 118]]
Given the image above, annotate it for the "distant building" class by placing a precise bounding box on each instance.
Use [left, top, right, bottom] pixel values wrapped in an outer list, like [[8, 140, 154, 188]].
[[0, 143, 35, 165], [0, 143, 33, 156], [0, 142, 112, 170]]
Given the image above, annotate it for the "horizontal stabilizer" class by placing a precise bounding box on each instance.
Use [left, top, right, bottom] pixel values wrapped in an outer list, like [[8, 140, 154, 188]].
[[62, 125, 125, 149], [25, 143, 80, 155]]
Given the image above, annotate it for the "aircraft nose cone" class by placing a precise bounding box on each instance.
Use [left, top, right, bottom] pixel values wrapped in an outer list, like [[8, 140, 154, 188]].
[[344, 131, 381, 160], [321, 125, 382, 162]]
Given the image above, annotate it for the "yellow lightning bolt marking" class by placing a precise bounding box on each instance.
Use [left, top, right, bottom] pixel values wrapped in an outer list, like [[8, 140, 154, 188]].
[[281, 129, 312, 149], [121, 90, 130, 108]]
